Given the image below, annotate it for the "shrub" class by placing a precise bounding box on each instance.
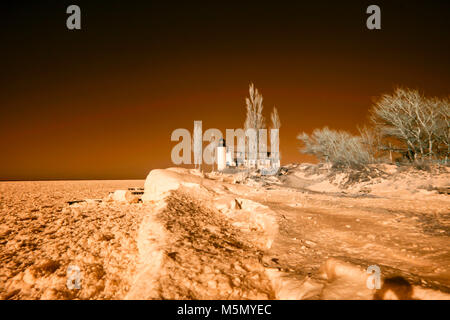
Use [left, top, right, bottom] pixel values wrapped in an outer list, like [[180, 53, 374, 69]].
[[297, 127, 374, 169]]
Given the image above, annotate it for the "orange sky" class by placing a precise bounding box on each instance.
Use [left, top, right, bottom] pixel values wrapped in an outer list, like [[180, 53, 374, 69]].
[[1, 1, 449, 180]]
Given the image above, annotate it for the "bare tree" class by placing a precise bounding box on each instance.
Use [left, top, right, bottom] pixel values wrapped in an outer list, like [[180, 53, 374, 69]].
[[270, 106, 281, 129], [370, 88, 421, 160], [243, 83, 266, 162], [370, 88, 449, 163], [244, 83, 266, 131], [435, 97, 450, 163], [297, 127, 373, 169], [358, 125, 381, 162]]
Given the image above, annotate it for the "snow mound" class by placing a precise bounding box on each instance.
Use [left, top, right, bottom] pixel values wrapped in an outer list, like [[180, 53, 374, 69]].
[[318, 258, 450, 300], [126, 192, 276, 299], [141, 168, 203, 202], [110, 190, 139, 203], [267, 257, 450, 300], [213, 197, 278, 250]]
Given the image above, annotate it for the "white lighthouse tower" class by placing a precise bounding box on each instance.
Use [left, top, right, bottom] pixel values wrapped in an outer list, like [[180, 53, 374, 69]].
[[216, 138, 227, 171]]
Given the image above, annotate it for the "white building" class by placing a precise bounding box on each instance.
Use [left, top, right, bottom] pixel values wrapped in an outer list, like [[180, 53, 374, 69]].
[[217, 139, 280, 171]]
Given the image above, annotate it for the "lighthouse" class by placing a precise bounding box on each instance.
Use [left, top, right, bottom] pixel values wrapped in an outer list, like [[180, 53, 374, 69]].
[[216, 138, 227, 171]]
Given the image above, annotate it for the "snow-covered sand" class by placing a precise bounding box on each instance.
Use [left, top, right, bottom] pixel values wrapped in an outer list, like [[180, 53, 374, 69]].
[[1, 164, 449, 299]]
